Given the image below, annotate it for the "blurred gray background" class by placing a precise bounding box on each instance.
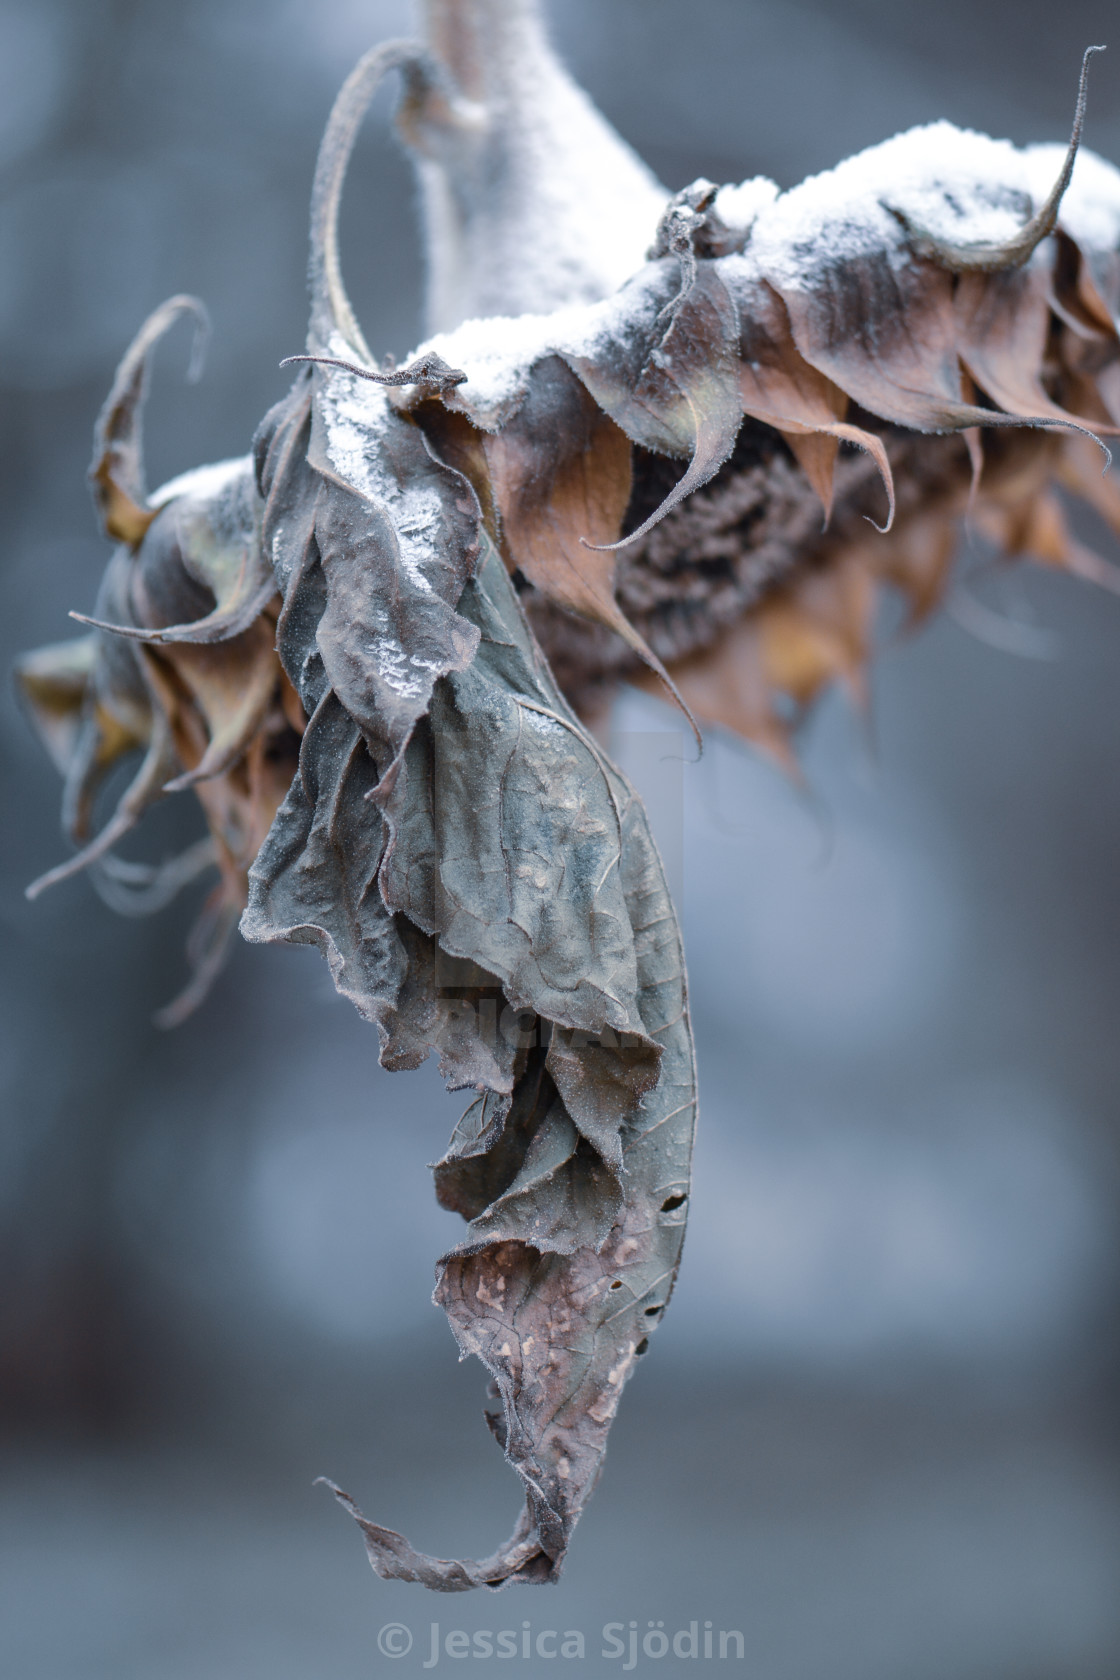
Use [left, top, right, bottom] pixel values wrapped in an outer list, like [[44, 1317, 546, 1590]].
[[2, 2, 1120, 1676]]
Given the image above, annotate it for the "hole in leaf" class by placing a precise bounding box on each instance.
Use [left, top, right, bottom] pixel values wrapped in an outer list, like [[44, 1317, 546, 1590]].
[[635, 1338, 650, 1355], [644, 1305, 662, 1317], [609, 1279, 623, 1290], [660, 1192, 687, 1213]]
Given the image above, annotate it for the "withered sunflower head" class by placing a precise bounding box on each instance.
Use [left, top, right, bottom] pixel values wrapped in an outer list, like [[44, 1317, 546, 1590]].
[[16, 0, 1120, 1592]]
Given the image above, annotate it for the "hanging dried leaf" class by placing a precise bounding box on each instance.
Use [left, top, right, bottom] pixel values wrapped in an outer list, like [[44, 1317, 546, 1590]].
[[243, 431, 695, 1578]]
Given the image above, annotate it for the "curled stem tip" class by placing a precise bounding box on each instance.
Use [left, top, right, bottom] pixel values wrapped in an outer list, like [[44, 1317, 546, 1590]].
[[308, 39, 458, 362], [892, 44, 1105, 273]]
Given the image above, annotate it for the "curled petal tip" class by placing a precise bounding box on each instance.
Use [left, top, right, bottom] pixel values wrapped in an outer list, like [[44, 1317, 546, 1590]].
[[182, 299, 211, 384], [68, 610, 152, 641], [890, 44, 1104, 273]]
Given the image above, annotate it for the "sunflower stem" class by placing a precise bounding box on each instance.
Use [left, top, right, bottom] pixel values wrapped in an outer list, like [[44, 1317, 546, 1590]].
[[402, 0, 667, 332]]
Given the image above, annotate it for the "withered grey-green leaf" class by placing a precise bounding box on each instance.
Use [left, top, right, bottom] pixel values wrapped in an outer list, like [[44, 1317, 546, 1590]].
[[244, 409, 697, 1577]]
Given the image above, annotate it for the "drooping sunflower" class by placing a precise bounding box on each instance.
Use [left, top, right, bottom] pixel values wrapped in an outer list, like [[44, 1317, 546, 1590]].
[[17, 0, 1120, 1590]]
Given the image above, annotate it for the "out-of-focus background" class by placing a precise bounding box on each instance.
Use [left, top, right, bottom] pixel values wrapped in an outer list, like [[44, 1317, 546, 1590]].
[[3, 2, 1120, 1676]]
